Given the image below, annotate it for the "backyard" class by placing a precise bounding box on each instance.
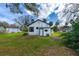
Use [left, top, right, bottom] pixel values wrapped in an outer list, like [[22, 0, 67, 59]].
[[0, 32, 77, 56]]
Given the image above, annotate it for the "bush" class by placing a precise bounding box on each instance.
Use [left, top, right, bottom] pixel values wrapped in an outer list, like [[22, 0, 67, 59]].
[[53, 26, 58, 32], [23, 32, 28, 36], [61, 22, 79, 54]]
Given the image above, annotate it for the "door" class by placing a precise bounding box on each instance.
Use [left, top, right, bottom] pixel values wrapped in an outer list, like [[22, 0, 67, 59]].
[[39, 29, 43, 36]]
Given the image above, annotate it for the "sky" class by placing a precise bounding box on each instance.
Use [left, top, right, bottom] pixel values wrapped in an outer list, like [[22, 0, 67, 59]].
[[0, 3, 65, 24]]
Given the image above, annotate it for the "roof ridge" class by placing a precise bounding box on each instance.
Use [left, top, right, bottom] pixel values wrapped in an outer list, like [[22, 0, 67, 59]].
[[28, 19, 50, 26]]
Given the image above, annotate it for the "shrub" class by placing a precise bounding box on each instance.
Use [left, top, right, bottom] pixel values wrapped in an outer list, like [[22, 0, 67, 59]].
[[23, 32, 28, 36], [61, 21, 79, 54], [53, 26, 58, 32]]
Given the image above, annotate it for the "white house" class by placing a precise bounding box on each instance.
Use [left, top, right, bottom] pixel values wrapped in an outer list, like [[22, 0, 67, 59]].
[[28, 20, 52, 36], [6, 24, 21, 33]]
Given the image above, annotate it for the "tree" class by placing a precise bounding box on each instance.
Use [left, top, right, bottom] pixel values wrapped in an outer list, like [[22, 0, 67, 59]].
[[0, 21, 9, 29], [53, 20, 60, 32], [6, 3, 39, 32], [43, 19, 47, 23], [0, 21, 9, 33], [14, 15, 34, 32], [6, 3, 39, 16], [31, 19, 34, 23], [62, 22, 69, 32], [53, 26, 58, 32], [0, 22, 3, 26], [49, 21, 53, 26], [2, 22, 9, 29], [58, 3, 79, 25], [55, 20, 60, 26], [61, 20, 79, 54]]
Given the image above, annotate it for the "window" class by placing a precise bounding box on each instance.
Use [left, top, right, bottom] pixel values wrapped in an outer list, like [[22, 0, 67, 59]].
[[36, 27, 38, 29], [45, 30, 48, 32], [29, 27, 34, 32]]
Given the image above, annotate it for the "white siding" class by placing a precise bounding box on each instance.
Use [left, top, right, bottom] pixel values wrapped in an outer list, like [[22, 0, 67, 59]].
[[28, 20, 52, 36], [43, 28, 51, 36]]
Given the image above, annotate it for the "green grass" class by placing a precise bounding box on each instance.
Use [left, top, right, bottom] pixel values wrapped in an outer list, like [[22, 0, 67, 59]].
[[0, 32, 77, 56], [51, 32, 64, 39], [52, 32, 61, 37], [0, 32, 23, 38]]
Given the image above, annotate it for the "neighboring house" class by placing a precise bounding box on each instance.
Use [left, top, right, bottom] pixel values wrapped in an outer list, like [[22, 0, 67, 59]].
[[58, 26, 71, 32], [6, 24, 21, 33], [28, 20, 52, 36], [6, 28, 21, 33], [0, 23, 21, 33]]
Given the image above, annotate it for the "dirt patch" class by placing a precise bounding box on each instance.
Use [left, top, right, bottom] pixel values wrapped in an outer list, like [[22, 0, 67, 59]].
[[34, 46, 77, 56]]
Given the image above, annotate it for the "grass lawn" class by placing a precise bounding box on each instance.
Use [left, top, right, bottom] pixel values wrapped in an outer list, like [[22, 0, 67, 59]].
[[0, 32, 77, 56]]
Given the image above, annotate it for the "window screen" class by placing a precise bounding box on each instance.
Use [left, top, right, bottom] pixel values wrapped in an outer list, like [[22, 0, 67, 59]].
[[29, 27, 34, 32]]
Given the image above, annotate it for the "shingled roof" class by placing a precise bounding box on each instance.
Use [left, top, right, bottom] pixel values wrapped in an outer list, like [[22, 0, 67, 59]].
[[28, 20, 50, 26]]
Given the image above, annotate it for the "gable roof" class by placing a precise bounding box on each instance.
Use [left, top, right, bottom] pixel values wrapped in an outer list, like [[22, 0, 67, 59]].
[[28, 20, 50, 26]]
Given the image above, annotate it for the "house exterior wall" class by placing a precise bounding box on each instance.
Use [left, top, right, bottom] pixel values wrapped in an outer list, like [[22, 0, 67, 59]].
[[28, 20, 52, 36], [43, 28, 51, 36], [6, 28, 21, 33]]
